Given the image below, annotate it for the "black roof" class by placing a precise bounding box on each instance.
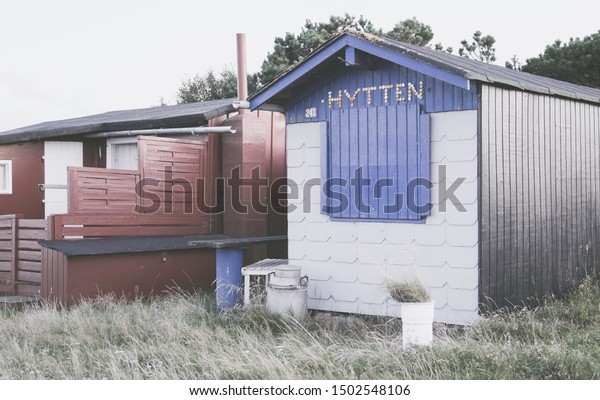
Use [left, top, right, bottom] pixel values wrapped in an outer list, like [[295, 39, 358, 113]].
[[0, 98, 239, 145], [250, 30, 600, 106], [38, 234, 229, 257], [38, 234, 288, 257], [38, 234, 287, 257]]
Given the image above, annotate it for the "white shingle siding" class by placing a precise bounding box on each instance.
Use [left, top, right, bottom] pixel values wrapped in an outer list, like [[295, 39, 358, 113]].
[[286, 110, 479, 325], [304, 147, 321, 167]]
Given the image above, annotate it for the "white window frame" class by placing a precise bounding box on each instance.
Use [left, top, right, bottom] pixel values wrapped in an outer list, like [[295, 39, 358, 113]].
[[0, 160, 13, 194], [106, 137, 139, 170]]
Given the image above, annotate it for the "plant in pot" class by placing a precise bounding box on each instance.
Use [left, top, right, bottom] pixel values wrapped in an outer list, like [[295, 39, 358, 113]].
[[387, 279, 435, 349]]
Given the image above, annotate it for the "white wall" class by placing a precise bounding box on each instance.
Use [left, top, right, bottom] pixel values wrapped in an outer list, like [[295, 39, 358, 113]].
[[286, 110, 479, 325]]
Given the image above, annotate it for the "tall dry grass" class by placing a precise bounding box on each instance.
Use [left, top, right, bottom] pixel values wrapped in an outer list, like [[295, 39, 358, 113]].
[[0, 278, 599, 379]]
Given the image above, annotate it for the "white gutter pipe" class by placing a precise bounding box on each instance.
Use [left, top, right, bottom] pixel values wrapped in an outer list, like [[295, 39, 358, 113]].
[[84, 126, 236, 139]]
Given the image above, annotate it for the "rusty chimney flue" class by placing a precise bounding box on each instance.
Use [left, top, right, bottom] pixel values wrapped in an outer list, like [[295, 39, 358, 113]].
[[236, 33, 248, 114]]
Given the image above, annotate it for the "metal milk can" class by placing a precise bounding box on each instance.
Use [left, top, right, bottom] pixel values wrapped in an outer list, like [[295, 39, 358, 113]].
[[266, 265, 308, 319]]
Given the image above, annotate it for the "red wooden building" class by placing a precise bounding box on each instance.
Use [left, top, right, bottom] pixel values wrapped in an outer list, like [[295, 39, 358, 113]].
[[0, 97, 286, 303]]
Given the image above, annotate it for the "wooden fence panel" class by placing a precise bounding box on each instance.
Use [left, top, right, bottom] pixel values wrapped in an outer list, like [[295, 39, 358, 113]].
[[68, 137, 215, 221], [0, 215, 45, 295], [139, 136, 209, 217], [68, 167, 141, 214], [48, 213, 211, 240], [0, 215, 12, 279]]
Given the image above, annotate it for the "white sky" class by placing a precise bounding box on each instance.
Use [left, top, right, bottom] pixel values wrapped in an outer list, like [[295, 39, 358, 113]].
[[0, 0, 597, 132]]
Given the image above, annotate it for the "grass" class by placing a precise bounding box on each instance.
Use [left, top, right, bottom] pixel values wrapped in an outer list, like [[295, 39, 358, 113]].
[[387, 280, 432, 303], [0, 278, 599, 379]]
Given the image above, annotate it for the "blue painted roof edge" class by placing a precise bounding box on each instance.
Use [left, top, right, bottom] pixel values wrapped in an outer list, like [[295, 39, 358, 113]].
[[250, 33, 469, 110], [250, 30, 600, 109], [345, 35, 470, 90], [250, 36, 349, 110]]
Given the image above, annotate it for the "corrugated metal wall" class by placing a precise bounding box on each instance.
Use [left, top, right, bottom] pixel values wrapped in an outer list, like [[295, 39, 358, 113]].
[[480, 84, 600, 307]]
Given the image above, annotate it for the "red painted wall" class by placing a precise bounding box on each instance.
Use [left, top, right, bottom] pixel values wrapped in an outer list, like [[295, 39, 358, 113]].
[[0, 141, 44, 218], [221, 110, 287, 262], [42, 247, 216, 306]]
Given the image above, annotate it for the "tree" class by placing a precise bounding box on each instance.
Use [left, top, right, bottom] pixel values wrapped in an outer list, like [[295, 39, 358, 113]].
[[176, 14, 436, 101], [257, 14, 382, 85], [177, 66, 257, 104], [521, 31, 600, 88], [386, 17, 433, 46], [434, 42, 454, 54], [258, 14, 435, 85], [458, 31, 497, 63], [505, 55, 522, 71]]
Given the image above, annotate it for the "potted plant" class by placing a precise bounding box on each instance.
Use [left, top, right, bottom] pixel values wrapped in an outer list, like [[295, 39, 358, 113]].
[[387, 279, 435, 349]]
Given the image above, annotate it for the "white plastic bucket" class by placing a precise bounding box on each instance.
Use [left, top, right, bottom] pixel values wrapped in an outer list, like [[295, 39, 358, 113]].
[[266, 265, 308, 319], [400, 301, 435, 349]]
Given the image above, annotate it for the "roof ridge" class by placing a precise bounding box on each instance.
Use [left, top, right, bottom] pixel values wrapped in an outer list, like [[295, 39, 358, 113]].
[[250, 30, 600, 106], [0, 98, 239, 144]]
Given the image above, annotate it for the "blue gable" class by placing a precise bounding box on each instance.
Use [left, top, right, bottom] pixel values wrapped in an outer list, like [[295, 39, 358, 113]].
[[249, 33, 478, 222], [249, 33, 474, 111], [286, 59, 478, 124]]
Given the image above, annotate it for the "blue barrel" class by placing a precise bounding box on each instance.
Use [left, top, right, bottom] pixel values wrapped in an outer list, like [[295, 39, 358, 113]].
[[215, 248, 243, 309]]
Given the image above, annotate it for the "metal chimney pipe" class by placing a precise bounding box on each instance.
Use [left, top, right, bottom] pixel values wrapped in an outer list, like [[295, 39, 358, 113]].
[[236, 33, 248, 114]]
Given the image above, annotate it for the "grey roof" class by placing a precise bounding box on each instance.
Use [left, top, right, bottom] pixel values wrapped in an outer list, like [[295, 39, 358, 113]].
[[372, 33, 600, 103], [37, 233, 287, 256], [250, 30, 600, 106], [38, 234, 228, 257], [0, 98, 239, 145]]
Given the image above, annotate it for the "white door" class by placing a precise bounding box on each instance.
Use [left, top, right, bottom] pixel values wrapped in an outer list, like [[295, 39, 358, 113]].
[[44, 141, 83, 217]]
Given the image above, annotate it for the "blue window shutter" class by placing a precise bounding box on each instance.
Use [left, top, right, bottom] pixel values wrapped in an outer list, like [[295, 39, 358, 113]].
[[323, 104, 431, 221]]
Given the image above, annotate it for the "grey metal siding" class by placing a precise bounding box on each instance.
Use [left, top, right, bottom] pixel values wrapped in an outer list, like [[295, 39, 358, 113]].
[[481, 84, 600, 307]]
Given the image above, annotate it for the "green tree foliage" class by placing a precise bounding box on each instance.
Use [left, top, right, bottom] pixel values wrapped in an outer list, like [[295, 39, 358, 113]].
[[434, 42, 454, 54], [177, 67, 257, 104], [385, 17, 433, 47], [177, 14, 436, 102], [505, 54, 522, 71], [258, 14, 381, 86], [458, 30, 497, 63], [522, 31, 600, 88], [258, 14, 434, 85]]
